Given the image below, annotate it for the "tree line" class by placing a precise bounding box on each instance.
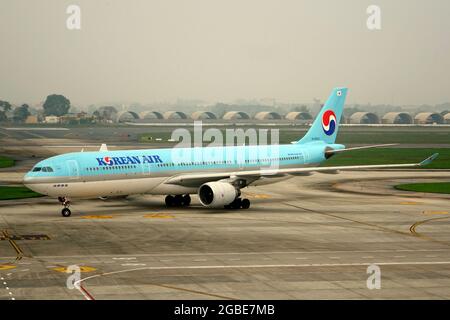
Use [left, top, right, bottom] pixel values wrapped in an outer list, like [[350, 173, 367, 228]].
[[0, 94, 71, 123]]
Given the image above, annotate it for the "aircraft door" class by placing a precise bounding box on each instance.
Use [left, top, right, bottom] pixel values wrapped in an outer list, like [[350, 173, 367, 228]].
[[67, 160, 80, 179]]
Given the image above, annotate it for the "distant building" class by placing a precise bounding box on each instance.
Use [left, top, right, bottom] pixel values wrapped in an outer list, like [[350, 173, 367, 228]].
[[414, 112, 444, 124], [44, 116, 60, 124]]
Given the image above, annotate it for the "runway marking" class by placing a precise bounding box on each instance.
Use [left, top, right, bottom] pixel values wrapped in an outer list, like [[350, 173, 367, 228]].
[[143, 213, 174, 219], [2, 230, 24, 261], [410, 216, 450, 245], [0, 265, 16, 271], [362, 256, 374, 259], [242, 192, 271, 199], [81, 215, 114, 219], [52, 266, 97, 273], [422, 211, 448, 215], [400, 201, 421, 205], [74, 260, 450, 300], [1, 276, 14, 300], [121, 263, 146, 267], [113, 257, 136, 260], [283, 202, 412, 238]]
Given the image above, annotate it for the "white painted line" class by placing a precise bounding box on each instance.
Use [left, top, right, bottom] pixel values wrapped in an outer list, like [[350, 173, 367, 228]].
[[113, 257, 136, 260], [5, 128, 70, 131], [121, 263, 146, 266], [194, 259, 207, 262], [74, 284, 92, 301], [295, 257, 308, 260], [75, 260, 450, 300], [363, 256, 374, 259]]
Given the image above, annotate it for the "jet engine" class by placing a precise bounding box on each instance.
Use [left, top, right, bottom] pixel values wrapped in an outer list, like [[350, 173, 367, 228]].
[[198, 181, 239, 208]]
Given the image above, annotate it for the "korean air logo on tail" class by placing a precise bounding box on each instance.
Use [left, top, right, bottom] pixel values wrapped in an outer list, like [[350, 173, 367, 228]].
[[322, 110, 336, 136]]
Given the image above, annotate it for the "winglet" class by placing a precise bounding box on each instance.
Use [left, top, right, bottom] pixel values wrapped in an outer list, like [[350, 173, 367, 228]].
[[99, 143, 108, 152], [419, 153, 439, 166]]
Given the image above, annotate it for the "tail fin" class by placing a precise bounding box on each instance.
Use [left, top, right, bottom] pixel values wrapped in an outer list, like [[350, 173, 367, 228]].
[[297, 87, 348, 144]]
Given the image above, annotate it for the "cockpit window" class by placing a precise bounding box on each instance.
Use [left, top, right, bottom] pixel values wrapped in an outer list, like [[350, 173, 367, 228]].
[[32, 166, 53, 172]]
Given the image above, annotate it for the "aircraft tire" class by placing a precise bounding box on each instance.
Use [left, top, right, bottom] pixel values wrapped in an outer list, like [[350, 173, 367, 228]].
[[241, 198, 250, 209], [61, 208, 71, 217], [183, 195, 191, 206], [165, 195, 175, 207]]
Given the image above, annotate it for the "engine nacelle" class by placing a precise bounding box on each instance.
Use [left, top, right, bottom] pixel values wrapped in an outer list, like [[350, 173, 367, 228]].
[[198, 181, 238, 208]]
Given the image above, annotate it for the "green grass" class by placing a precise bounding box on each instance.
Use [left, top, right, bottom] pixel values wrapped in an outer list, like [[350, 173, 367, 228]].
[[322, 148, 450, 169], [394, 182, 450, 194], [0, 186, 43, 200], [0, 156, 14, 168]]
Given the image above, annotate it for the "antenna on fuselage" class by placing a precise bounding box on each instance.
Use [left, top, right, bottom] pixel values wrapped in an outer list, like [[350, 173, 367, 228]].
[[99, 143, 108, 152]]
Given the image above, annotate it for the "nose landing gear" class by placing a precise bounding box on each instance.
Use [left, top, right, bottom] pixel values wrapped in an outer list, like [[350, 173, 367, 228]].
[[58, 197, 71, 217]]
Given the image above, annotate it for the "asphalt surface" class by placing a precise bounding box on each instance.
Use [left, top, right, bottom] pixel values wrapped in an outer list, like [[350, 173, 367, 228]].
[[0, 126, 449, 300]]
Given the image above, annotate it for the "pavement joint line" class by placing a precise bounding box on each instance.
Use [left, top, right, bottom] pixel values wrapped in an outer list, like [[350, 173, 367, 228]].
[[21, 248, 450, 260]]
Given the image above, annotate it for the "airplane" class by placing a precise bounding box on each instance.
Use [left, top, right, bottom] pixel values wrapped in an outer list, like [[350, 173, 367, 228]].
[[23, 88, 438, 217]]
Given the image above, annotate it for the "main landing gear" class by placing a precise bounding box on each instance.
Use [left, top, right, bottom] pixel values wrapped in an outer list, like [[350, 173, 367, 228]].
[[224, 197, 251, 210], [165, 194, 191, 207], [58, 197, 71, 217]]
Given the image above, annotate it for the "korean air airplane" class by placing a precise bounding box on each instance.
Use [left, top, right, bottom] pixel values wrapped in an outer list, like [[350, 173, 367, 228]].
[[23, 88, 438, 217]]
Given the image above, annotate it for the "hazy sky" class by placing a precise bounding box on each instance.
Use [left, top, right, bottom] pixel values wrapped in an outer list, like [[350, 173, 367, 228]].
[[1, 0, 449, 106]]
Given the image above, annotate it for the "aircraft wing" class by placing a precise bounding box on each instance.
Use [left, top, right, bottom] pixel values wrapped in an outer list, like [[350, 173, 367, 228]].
[[164, 153, 439, 187], [325, 143, 398, 157]]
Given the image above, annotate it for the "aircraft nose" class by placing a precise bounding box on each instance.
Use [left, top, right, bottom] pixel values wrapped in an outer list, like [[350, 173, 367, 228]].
[[23, 174, 35, 187]]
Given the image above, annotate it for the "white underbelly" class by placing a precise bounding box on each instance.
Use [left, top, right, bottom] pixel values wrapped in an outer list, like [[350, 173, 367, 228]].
[[29, 177, 165, 198]]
